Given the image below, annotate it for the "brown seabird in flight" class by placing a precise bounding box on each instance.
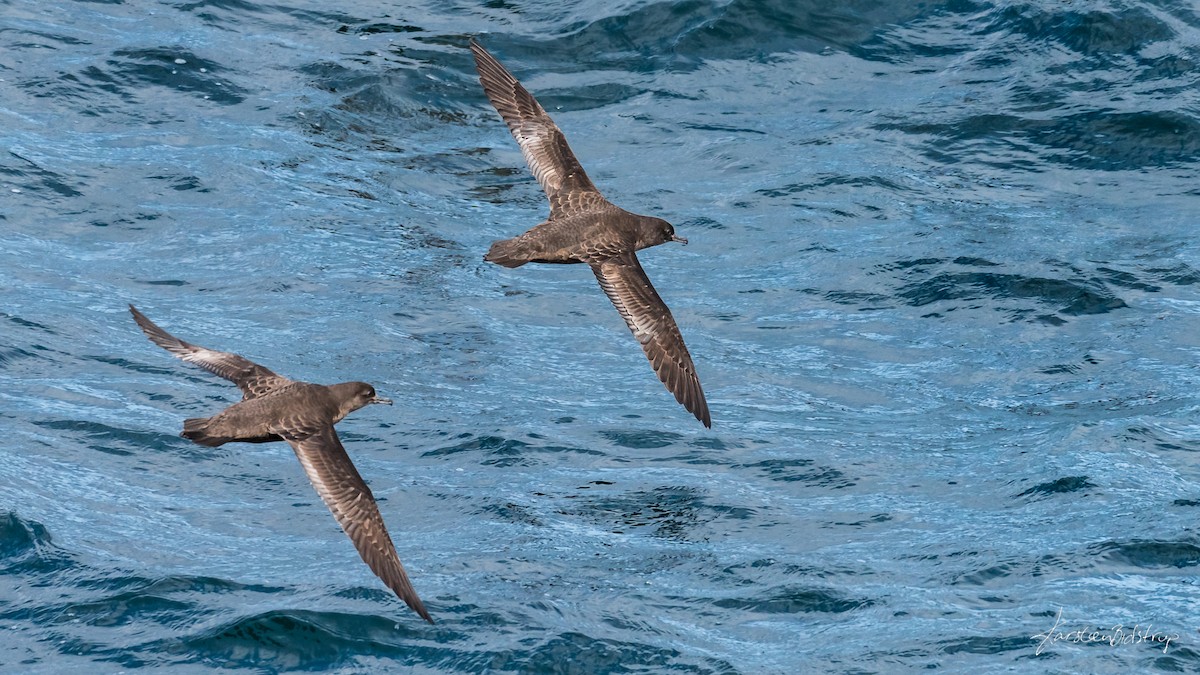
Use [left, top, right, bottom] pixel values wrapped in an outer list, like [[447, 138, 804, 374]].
[[128, 305, 433, 623], [470, 39, 711, 428]]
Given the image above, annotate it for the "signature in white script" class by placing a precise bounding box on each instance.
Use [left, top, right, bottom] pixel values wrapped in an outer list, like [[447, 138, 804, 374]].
[[1032, 607, 1179, 656]]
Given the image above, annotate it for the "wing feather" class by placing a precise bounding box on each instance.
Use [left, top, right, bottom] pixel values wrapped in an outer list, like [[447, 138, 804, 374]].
[[129, 305, 292, 400], [588, 253, 711, 428], [283, 426, 433, 623], [470, 39, 603, 218]]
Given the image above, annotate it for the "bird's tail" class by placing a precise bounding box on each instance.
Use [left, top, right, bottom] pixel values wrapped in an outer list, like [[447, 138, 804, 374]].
[[484, 237, 529, 268], [181, 417, 230, 447]]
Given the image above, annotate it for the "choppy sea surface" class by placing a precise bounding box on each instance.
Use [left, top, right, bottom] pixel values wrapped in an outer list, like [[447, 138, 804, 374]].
[[2, 0, 1200, 672]]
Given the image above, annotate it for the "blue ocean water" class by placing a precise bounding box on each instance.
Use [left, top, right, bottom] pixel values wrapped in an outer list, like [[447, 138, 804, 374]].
[[2, 0, 1199, 672]]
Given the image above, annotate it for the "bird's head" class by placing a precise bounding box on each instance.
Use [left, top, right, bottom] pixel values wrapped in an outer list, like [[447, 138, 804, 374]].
[[638, 216, 688, 249], [337, 382, 393, 417]]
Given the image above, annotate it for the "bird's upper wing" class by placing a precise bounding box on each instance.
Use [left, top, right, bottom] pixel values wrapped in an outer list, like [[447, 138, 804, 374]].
[[129, 305, 293, 400], [587, 252, 711, 428], [470, 39, 604, 219], [281, 424, 433, 623]]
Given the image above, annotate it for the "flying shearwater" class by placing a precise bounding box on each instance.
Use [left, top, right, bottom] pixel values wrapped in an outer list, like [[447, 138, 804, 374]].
[[128, 305, 433, 623], [470, 39, 711, 428]]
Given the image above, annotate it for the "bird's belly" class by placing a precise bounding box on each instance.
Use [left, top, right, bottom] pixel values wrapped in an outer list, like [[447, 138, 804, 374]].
[[238, 434, 286, 444], [529, 254, 586, 264]]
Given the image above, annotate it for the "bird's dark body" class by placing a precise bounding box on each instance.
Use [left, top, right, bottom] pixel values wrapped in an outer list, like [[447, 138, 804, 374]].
[[128, 305, 433, 623], [471, 39, 712, 427], [182, 382, 357, 447]]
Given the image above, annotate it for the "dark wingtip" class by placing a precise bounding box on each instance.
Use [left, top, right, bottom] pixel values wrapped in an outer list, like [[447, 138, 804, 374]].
[[129, 304, 156, 334], [468, 37, 486, 59], [128, 304, 170, 343], [406, 596, 434, 624]]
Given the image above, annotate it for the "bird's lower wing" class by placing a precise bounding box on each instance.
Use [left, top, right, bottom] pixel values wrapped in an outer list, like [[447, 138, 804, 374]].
[[129, 305, 292, 400], [282, 425, 433, 623], [588, 253, 711, 428]]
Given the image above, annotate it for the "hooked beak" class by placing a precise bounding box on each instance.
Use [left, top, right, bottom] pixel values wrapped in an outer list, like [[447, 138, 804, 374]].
[[672, 235, 688, 245], [370, 395, 393, 406]]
